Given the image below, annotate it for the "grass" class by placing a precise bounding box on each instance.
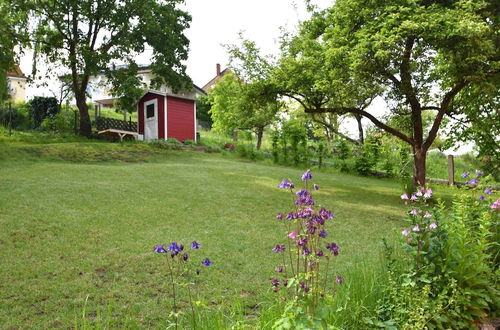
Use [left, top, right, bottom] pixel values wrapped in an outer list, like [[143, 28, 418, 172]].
[[0, 132, 465, 328]]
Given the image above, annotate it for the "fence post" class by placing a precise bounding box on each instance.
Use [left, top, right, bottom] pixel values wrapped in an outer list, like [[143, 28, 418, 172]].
[[8, 102, 12, 136], [447, 155, 455, 186]]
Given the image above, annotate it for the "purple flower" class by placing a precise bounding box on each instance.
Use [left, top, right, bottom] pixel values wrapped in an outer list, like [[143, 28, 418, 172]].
[[301, 169, 312, 181], [470, 178, 479, 185], [276, 265, 283, 273], [412, 225, 420, 232], [168, 242, 183, 253], [485, 189, 492, 195], [302, 246, 311, 255], [153, 244, 167, 253], [401, 193, 409, 200], [296, 189, 310, 197], [316, 249, 324, 257], [272, 244, 286, 253], [201, 258, 212, 266], [278, 179, 293, 189], [402, 229, 410, 236], [424, 212, 432, 218], [271, 279, 279, 287], [285, 212, 296, 220], [276, 213, 283, 220], [479, 195, 485, 200], [410, 209, 419, 216], [462, 172, 470, 179], [416, 190, 423, 197], [300, 282, 310, 292], [410, 194, 418, 201], [476, 170, 484, 177], [490, 200, 499, 210], [314, 184, 319, 190], [191, 241, 201, 249], [336, 276, 344, 284], [318, 230, 328, 238], [326, 243, 340, 255], [295, 196, 315, 206], [308, 226, 316, 234], [429, 222, 437, 229], [319, 208, 334, 220], [297, 238, 309, 247], [182, 253, 189, 261]]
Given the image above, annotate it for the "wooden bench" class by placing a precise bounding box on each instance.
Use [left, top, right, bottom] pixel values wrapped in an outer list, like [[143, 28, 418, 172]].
[[98, 128, 138, 142]]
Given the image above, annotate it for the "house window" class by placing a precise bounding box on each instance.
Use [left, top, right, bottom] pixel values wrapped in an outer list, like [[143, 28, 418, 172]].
[[146, 104, 155, 118]]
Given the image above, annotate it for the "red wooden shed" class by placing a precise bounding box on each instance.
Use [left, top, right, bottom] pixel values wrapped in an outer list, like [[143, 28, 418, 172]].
[[137, 90, 197, 142]]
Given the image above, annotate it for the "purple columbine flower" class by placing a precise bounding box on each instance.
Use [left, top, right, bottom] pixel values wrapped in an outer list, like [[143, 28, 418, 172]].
[[301, 169, 312, 181], [276, 265, 283, 273], [271, 279, 279, 287], [302, 246, 311, 255], [285, 212, 296, 220], [308, 226, 316, 234], [424, 212, 432, 218], [326, 243, 340, 255], [182, 253, 189, 261], [479, 195, 485, 200], [336, 276, 344, 284], [318, 230, 328, 238], [295, 196, 315, 206], [412, 225, 420, 232], [297, 238, 309, 247], [401, 193, 409, 200], [462, 172, 470, 179], [410, 209, 419, 216], [276, 212, 283, 220], [410, 194, 418, 201], [319, 208, 334, 220], [201, 258, 212, 266], [314, 184, 319, 190], [154, 244, 167, 253], [429, 222, 437, 229], [278, 179, 293, 189], [272, 244, 286, 253], [485, 189, 492, 195], [191, 241, 201, 249], [168, 242, 183, 253], [470, 178, 479, 184], [296, 189, 310, 197], [316, 249, 324, 257], [402, 228, 410, 236], [476, 170, 484, 177]]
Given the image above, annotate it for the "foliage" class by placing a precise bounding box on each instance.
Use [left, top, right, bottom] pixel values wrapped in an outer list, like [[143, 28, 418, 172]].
[[105, 63, 144, 114], [371, 184, 499, 328], [0, 102, 31, 129], [29, 96, 60, 128], [353, 135, 382, 175], [272, 170, 342, 329], [149, 138, 183, 150], [40, 111, 72, 133], [14, 0, 191, 136], [273, 0, 499, 187], [195, 95, 212, 129]]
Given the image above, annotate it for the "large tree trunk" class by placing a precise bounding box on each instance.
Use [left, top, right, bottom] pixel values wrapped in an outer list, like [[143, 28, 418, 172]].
[[256, 126, 264, 150], [413, 146, 427, 188], [354, 114, 364, 145], [75, 90, 92, 137]]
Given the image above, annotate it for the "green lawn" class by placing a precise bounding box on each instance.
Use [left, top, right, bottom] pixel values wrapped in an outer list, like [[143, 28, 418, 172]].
[[0, 138, 461, 328]]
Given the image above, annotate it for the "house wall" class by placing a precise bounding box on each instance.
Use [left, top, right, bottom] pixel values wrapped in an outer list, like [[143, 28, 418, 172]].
[[137, 92, 165, 138], [7, 77, 27, 102], [167, 96, 195, 142]]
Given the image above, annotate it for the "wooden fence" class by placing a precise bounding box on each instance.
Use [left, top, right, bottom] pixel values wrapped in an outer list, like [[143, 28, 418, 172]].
[[96, 116, 137, 132]]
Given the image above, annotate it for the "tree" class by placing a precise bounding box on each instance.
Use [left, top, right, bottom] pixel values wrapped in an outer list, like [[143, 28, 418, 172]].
[[208, 36, 281, 150], [275, 0, 499, 187], [15, 0, 191, 136]]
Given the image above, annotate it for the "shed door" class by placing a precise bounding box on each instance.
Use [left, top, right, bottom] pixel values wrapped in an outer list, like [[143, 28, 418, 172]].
[[144, 99, 158, 141]]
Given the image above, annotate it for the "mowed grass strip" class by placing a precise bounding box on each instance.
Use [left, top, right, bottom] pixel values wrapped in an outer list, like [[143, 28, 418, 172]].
[[0, 144, 453, 328]]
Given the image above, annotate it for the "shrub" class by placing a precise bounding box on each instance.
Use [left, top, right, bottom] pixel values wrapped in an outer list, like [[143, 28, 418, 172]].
[[0, 102, 31, 129], [40, 112, 72, 133], [183, 139, 195, 146], [370, 185, 499, 328], [149, 139, 182, 150], [29, 96, 60, 128]]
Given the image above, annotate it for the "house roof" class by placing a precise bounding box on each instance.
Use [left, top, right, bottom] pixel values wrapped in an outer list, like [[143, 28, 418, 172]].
[[6, 64, 27, 79], [202, 68, 231, 91]]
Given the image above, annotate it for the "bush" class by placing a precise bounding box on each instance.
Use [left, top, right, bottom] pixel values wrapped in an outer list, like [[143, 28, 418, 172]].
[[40, 112, 72, 133], [29, 96, 60, 128], [370, 188, 499, 328], [183, 139, 195, 146], [0, 102, 31, 130], [149, 138, 182, 150]]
